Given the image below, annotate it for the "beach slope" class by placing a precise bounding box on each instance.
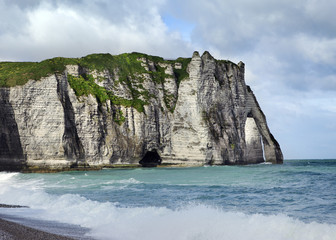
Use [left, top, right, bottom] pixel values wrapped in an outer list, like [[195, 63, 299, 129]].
[[0, 218, 75, 240]]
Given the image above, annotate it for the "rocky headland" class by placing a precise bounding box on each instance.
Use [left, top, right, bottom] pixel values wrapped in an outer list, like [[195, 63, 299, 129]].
[[0, 51, 283, 172]]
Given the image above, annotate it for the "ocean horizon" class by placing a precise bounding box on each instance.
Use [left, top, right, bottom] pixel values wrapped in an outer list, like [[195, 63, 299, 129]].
[[1, 159, 335, 240]]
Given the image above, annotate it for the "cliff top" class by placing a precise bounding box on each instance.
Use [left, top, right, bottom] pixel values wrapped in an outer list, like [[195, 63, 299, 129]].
[[0, 51, 238, 88], [0, 52, 189, 87]]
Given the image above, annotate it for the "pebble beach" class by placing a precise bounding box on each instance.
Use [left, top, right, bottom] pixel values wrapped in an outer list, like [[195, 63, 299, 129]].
[[0, 218, 74, 240], [0, 204, 92, 240]]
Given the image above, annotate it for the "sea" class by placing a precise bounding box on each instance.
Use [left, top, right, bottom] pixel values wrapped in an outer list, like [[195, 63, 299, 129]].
[[0, 159, 335, 240]]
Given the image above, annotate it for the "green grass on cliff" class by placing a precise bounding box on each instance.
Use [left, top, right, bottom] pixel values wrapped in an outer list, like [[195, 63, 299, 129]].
[[67, 73, 147, 114], [0, 52, 191, 115], [0, 52, 191, 87], [67, 73, 110, 104], [168, 57, 191, 86], [0, 58, 77, 87]]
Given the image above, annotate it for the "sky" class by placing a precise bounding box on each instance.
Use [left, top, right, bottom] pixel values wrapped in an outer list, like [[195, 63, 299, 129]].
[[1, 0, 335, 159]]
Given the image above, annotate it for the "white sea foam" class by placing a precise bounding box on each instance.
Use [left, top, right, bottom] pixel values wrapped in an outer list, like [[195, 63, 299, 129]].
[[105, 178, 142, 185], [258, 162, 273, 165], [101, 178, 142, 190], [1, 172, 336, 240], [0, 172, 19, 182], [0, 172, 19, 194]]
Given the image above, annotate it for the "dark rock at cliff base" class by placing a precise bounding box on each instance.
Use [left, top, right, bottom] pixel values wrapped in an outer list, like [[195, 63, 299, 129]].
[[139, 150, 162, 167], [0, 51, 283, 171]]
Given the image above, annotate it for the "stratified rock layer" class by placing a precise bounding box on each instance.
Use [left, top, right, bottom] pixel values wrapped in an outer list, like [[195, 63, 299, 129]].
[[0, 51, 283, 171]]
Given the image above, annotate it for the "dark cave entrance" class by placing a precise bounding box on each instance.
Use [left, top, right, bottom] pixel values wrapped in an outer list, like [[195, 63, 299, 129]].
[[139, 150, 162, 167]]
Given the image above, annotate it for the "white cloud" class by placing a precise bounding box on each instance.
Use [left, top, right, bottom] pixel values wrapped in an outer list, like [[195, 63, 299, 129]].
[[294, 34, 336, 65], [0, 0, 193, 61], [305, 0, 336, 30]]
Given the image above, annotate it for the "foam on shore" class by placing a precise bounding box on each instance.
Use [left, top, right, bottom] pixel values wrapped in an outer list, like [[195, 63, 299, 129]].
[[1, 169, 336, 240]]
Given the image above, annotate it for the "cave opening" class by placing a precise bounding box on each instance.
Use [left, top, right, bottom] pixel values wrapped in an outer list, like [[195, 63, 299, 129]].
[[139, 149, 162, 167]]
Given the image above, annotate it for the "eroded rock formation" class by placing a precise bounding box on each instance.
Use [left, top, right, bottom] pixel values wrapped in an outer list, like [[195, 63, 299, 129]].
[[0, 51, 283, 171]]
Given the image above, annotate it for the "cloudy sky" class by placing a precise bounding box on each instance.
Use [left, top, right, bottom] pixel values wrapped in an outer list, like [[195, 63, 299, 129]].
[[1, 0, 335, 159]]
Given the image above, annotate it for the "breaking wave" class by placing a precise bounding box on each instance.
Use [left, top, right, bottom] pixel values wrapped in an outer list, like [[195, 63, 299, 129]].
[[1, 172, 335, 240]]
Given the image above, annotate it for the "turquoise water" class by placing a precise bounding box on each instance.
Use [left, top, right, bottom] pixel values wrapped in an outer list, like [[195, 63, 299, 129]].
[[1, 160, 336, 239]]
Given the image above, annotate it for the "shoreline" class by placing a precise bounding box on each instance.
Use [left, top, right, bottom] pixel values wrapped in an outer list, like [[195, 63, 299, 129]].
[[0, 218, 76, 240], [0, 159, 287, 174], [1, 162, 206, 173], [0, 205, 94, 240]]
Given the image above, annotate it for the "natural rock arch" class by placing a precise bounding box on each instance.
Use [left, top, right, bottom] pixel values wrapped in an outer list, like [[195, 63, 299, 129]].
[[244, 115, 264, 164]]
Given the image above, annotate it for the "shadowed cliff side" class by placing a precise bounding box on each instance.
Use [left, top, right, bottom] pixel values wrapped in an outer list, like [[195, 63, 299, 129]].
[[56, 73, 85, 162], [0, 89, 25, 170]]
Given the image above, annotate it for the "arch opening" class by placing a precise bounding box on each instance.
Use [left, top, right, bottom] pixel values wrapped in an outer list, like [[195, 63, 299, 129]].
[[245, 117, 264, 163]]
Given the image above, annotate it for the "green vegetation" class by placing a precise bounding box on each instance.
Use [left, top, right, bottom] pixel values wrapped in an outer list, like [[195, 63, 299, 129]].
[[0, 57, 77, 87], [169, 57, 191, 86], [75, 53, 190, 113], [109, 95, 147, 113], [0, 52, 191, 87], [151, 64, 170, 84], [67, 73, 109, 104], [68, 73, 147, 119], [113, 108, 126, 125], [0, 52, 192, 117]]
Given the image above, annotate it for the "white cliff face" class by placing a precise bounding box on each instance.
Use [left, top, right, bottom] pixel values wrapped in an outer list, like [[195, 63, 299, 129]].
[[0, 51, 283, 171], [169, 52, 210, 164], [8, 76, 67, 167]]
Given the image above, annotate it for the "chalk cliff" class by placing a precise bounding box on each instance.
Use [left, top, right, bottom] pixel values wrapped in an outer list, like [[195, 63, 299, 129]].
[[0, 51, 283, 171]]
